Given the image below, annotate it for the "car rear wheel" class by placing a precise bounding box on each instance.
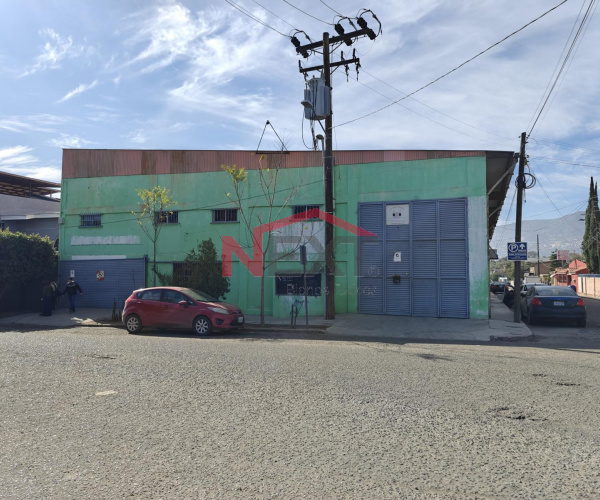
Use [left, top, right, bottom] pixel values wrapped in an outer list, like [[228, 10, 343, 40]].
[[576, 318, 586, 327], [526, 312, 536, 326], [193, 316, 212, 335], [125, 314, 142, 333]]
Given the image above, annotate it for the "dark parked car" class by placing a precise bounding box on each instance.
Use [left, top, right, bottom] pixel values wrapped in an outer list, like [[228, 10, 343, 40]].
[[490, 282, 506, 294], [520, 283, 547, 294], [122, 287, 244, 334], [520, 285, 586, 327]]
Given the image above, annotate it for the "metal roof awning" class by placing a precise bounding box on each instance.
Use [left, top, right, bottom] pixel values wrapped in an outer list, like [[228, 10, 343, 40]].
[[0, 171, 60, 200], [486, 151, 518, 241]]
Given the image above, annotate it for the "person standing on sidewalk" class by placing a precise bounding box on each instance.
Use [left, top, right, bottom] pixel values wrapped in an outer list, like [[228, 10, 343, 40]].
[[50, 280, 59, 310], [62, 277, 83, 312]]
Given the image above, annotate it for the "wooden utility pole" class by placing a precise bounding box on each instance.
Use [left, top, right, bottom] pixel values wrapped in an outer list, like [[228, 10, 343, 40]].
[[514, 132, 527, 323], [537, 234, 540, 276], [322, 32, 335, 320], [294, 20, 379, 320]]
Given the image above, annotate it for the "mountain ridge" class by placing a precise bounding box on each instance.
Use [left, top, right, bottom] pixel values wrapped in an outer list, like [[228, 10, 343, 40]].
[[490, 211, 583, 259]]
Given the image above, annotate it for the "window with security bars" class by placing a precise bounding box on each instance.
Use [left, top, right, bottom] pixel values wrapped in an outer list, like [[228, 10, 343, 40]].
[[0, 221, 6, 230], [80, 213, 102, 227], [155, 211, 179, 224], [212, 208, 238, 223], [292, 205, 320, 219], [173, 262, 192, 282]]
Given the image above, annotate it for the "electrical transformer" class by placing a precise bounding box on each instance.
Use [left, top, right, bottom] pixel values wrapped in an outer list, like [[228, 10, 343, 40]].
[[302, 77, 331, 120]]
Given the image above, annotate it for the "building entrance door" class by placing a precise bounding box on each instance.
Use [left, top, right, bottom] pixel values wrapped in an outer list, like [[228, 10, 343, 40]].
[[358, 199, 469, 318]]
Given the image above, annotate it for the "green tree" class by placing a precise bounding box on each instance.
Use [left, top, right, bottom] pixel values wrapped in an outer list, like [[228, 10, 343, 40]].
[[222, 151, 309, 326], [582, 177, 600, 273], [158, 238, 230, 299], [133, 186, 176, 286], [549, 249, 560, 272], [0, 229, 57, 308]]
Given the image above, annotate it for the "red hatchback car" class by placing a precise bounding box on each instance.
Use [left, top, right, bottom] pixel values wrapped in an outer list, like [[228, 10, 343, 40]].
[[122, 287, 244, 335]]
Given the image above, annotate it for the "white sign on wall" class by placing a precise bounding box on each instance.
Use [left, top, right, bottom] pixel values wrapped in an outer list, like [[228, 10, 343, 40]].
[[393, 251, 402, 262], [386, 204, 409, 225]]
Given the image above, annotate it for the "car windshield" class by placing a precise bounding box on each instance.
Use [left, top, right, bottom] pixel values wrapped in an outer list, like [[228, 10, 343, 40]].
[[184, 288, 219, 302], [536, 287, 576, 297]]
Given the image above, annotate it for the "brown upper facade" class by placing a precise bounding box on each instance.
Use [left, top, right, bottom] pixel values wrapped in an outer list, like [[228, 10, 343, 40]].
[[62, 149, 486, 179]]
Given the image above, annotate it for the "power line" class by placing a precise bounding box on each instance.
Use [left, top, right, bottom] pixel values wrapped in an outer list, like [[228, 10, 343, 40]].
[[529, 166, 564, 217], [529, 156, 600, 169], [319, 0, 343, 17], [361, 69, 515, 142], [335, 0, 570, 129], [281, 0, 333, 25], [249, 0, 299, 31], [524, 198, 587, 218], [351, 76, 515, 148], [224, 0, 290, 37], [529, 0, 597, 136], [528, 137, 600, 157], [526, 0, 588, 133]]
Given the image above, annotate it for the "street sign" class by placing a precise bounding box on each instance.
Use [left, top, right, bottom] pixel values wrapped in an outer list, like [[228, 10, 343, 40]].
[[507, 242, 527, 261]]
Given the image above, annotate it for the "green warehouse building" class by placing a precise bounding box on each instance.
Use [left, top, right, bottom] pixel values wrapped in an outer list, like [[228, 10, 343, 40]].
[[58, 149, 516, 319]]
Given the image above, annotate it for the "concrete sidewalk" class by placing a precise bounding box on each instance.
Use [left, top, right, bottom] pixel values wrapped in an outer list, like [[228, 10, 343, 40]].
[[0, 293, 531, 342]]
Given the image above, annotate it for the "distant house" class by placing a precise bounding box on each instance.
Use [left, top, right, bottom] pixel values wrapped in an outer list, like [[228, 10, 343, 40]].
[[552, 259, 588, 292], [0, 171, 61, 243], [529, 261, 551, 276], [527, 261, 551, 283]]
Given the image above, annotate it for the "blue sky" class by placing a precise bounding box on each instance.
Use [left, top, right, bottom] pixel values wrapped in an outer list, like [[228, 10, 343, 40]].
[[1, 0, 599, 231]]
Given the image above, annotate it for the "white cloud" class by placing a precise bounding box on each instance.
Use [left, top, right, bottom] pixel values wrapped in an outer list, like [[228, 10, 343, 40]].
[[20, 166, 62, 183], [0, 146, 38, 168], [57, 80, 99, 103], [47, 134, 94, 148], [0, 114, 69, 133], [124, 4, 214, 73], [168, 122, 194, 133], [21, 28, 93, 76], [128, 130, 147, 144]]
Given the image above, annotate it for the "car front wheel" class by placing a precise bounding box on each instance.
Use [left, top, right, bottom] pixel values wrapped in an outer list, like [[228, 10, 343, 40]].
[[193, 316, 213, 335], [125, 314, 142, 333]]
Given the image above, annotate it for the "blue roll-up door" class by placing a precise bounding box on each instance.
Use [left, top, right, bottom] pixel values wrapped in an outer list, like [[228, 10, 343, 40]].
[[412, 201, 439, 317], [384, 213, 411, 316], [358, 198, 469, 318], [58, 259, 146, 308], [439, 199, 468, 318], [358, 203, 384, 314]]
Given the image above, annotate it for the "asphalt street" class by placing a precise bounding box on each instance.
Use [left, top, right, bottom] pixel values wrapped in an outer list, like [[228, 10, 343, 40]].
[[0, 323, 599, 499]]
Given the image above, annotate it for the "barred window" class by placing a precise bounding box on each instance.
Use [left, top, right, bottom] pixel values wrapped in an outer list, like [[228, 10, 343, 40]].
[[292, 205, 320, 219], [212, 209, 238, 223], [0, 221, 6, 231], [155, 211, 179, 224], [173, 262, 192, 281], [80, 213, 101, 227]]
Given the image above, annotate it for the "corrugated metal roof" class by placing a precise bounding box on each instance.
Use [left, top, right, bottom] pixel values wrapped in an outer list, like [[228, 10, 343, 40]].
[[62, 149, 488, 179], [0, 171, 61, 198]]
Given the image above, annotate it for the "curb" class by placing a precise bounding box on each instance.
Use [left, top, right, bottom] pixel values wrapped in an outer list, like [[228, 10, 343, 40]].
[[490, 334, 535, 342]]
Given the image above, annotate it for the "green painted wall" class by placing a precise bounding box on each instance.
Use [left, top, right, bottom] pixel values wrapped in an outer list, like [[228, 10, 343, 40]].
[[60, 155, 489, 318]]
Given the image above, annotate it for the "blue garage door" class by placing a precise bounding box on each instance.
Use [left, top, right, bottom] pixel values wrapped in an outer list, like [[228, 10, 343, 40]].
[[58, 259, 146, 308], [358, 199, 469, 318]]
